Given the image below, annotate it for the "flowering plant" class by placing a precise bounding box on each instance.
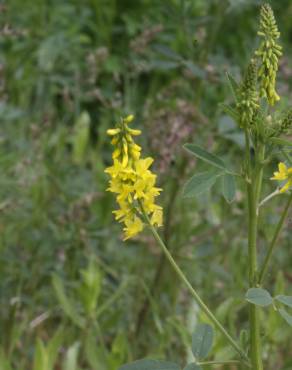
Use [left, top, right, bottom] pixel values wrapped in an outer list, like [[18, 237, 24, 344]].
[[105, 4, 291, 370]]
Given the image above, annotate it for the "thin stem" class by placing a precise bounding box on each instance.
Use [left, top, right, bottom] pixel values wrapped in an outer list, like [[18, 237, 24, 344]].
[[258, 188, 281, 211], [141, 209, 249, 363], [135, 159, 186, 335], [258, 192, 292, 284], [254, 145, 265, 205]]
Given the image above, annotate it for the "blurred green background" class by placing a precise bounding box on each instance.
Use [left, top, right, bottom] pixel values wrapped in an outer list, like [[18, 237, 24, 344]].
[[0, 0, 291, 369]]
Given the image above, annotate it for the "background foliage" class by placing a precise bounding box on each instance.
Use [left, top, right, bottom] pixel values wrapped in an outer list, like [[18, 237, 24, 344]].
[[0, 0, 291, 369]]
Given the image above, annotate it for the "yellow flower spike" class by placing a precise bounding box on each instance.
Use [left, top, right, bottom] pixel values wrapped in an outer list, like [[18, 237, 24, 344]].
[[105, 115, 163, 240], [271, 162, 292, 193]]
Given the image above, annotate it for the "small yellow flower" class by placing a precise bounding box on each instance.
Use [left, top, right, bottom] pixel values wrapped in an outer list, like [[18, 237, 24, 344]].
[[105, 115, 163, 240], [107, 128, 121, 136], [271, 162, 292, 193], [123, 216, 144, 240], [128, 128, 142, 136]]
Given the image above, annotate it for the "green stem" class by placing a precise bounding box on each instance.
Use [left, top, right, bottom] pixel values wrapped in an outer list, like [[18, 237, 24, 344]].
[[254, 145, 265, 205], [258, 192, 292, 284], [246, 140, 264, 370], [244, 129, 251, 178], [258, 188, 280, 211], [247, 184, 257, 285], [141, 209, 249, 363], [247, 183, 262, 370]]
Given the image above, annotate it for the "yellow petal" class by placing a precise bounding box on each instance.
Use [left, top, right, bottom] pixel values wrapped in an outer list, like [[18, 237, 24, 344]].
[[271, 162, 288, 181], [279, 181, 290, 193], [278, 162, 287, 174]]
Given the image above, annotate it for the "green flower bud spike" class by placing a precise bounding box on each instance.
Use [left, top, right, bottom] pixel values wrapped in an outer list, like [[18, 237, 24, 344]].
[[255, 3, 282, 106], [237, 60, 259, 128]]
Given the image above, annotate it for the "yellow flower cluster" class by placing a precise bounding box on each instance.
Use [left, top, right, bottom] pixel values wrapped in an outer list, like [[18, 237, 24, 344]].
[[271, 162, 292, 193], [105, 115, 163, 240], [255, 3, 282, 106]]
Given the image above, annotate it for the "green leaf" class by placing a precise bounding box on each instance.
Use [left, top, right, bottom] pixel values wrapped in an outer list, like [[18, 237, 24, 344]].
[[183, 144, 226, 170], [63, 342, 80, 370], [33, 339, 48, 370], [118, 359, 180, 370], [278, 308, 292, 326], [183, 170, 223, 198], [52, 274, 85, 328], [47, 328, 63, 369], [79, 259, 102, 316], [192, 323, 214, 360], [245, 288, 273, 307], [184, 364, 202, 370], [275, 295, 292, 308], [222, 174, 236, 203], [270, 137, 292, 147], [225, 72, 239, 102]]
